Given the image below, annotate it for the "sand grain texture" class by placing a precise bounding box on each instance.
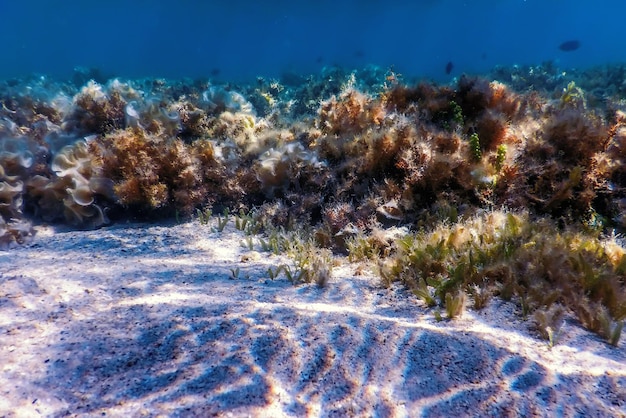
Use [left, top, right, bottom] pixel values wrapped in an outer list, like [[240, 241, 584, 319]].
[[0, 221, 625, 417]]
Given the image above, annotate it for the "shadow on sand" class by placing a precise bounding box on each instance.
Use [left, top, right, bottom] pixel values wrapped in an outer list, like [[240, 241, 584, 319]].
[[37, 296, 623, 416], [3, 222, 623, 416]]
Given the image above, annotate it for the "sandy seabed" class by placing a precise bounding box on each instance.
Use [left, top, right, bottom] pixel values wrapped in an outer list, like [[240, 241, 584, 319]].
[[0, 220, 625, 417]]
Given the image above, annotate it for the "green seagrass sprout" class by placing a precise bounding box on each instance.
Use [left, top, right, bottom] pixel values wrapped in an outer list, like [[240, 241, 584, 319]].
[[469, 133, 482, 161], [495, 144, 507, 173], [450, 101, 464, 125]]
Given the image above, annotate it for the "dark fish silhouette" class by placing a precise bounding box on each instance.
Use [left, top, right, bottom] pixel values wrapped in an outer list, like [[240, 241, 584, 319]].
[[558, 40, 581, 52], [445, 61, 454, 75]]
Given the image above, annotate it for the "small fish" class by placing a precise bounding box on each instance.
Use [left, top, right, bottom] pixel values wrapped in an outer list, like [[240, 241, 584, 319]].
[[558, 40, 581, 52], [445, 61, 454, 75]]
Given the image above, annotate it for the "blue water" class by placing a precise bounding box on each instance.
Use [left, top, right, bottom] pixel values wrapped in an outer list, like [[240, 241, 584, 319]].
[[1, 0, 624, 81]]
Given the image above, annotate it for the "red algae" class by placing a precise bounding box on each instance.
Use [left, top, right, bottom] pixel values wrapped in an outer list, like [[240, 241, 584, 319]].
[[0, 64, 625, 243]]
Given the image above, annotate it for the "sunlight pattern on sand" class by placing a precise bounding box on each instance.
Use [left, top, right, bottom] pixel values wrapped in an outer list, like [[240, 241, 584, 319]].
[[1, 221, 624, 416]]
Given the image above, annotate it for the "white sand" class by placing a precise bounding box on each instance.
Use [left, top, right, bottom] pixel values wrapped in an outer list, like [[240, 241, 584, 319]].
[[0, 220, 625, 417]]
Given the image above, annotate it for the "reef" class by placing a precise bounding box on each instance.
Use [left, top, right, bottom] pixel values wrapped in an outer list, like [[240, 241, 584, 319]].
[[0, 64, 625, 242], [2, 64, 626, 343]]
